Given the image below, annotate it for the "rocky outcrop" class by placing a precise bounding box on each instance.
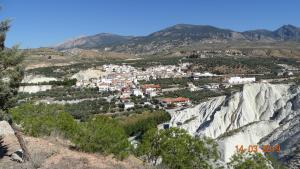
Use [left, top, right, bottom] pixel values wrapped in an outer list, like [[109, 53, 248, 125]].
[[259, 91, 300, 168], [0, 121, 23, 162], [169, 83, 300, 162], [71, 68, 105, 81]]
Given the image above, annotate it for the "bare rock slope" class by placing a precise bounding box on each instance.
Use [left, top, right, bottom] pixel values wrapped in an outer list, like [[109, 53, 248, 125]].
[[170, 83, 300, 164]]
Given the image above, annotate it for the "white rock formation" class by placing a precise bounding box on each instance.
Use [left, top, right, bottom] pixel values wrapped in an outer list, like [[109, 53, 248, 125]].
[[21, 74, 57, 84], [18, 85, 52, 93], [71, 68, 105, 81], [169, 83, 300, 162], [0, 121, 15, 135], [218, 121, 278, 162]]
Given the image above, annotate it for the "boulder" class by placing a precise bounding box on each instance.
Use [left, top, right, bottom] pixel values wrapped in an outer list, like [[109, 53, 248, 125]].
[[0, 121, 22, 161]]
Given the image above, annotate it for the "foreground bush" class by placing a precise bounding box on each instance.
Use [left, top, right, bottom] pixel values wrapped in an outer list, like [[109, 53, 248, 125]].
[[137, 128, 220, 169], [228, 152, 273, 169], [10, 103, 130, 159], [117, 111, 171, 136], [72, 116, 130, 159], [10, 103, 77, 137]]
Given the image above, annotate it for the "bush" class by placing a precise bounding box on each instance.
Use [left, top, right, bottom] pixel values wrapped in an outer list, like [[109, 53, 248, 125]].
[[137, 128, 219, 168], [10, 103, 131, 159], [117, 111, 171, 136], [72, 116, 130, 159], [64, 99, 111, 120], [228, 152, 273, 169], [10, 103, 78, 138]]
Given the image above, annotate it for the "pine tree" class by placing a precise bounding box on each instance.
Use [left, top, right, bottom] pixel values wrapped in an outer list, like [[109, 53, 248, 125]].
[[0, 11, 30, 162]]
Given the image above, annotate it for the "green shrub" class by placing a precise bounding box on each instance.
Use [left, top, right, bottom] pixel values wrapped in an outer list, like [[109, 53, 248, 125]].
[[72, 116, 130, 159], [228, 152, 273, 169], [137, 128, 219, 168], [117, 111, 171, 136], [10, 103, 77, 138], [10, 103, 130, 159]]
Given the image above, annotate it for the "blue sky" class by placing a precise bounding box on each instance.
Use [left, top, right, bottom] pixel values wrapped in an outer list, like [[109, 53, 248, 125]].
[[1, 0, 299, 48]]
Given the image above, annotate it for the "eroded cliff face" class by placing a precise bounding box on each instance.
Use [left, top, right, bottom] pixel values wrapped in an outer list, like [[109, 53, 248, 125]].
[[169, 83, 300, 163]]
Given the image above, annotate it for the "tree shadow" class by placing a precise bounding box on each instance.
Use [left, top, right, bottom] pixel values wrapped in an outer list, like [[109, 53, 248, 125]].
[[0, 136, 8, 158]]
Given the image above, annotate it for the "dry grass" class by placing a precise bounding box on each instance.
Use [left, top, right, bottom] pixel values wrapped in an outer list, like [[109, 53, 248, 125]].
[[24, 136, 144, 169]]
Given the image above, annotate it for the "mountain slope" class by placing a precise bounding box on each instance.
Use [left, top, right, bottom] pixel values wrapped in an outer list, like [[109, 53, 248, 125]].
[[109, 24, 243, 53], [55, 33, 133, 50], [242, 25, 300, 41], [147, 24, 234, 40], [241, 29, 275, 41], [169, 83, 300, 164], [54, 24, 300, 54], [273, 24, 300, 41]]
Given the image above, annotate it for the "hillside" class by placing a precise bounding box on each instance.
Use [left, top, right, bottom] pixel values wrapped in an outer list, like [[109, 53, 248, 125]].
[[22, 48, 134, 70], [243, 24, 300, 41], [55, 33, 133, 50]]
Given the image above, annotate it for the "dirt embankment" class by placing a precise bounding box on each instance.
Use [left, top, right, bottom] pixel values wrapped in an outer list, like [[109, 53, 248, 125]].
[[0, 134, 147, 169]]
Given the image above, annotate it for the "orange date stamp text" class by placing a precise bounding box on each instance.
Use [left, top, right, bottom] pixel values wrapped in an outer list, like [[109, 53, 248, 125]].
[[235, 144, 280, 153]]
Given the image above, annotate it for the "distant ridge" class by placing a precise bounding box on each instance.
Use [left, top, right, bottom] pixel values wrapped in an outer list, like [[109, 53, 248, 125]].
[[55, 24, 300, 53], [55, 33, 133, 50]]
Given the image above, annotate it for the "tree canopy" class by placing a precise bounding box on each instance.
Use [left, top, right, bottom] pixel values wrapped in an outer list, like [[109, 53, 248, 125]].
[[0, 17, 24, 119]]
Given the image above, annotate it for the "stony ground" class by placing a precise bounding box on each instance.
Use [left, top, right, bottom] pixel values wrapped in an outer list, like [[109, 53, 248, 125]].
[[0, 131, 148, 169]]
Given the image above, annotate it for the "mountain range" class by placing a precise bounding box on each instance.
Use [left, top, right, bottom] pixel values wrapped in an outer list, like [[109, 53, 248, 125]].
[[55, 24, 300, 53]]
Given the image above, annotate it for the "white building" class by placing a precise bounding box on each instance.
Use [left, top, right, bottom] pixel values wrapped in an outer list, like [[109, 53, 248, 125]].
[[148, 91, 157, 97], [97, 83, 109, 92], [133, 89, 144, 97], [227, 77, 256, 84], [124, 102, 135, 110], [287, 71, 294, 76], [188, 83, 198, 91]]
